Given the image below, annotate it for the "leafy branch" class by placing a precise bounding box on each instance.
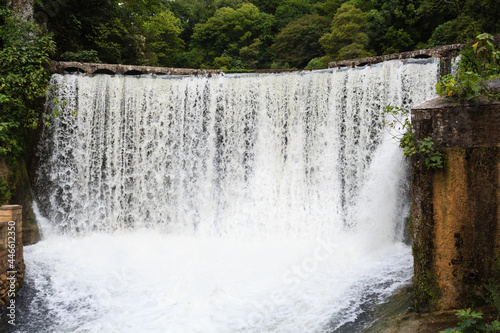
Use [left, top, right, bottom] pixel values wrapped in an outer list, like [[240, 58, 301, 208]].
[[436, 33, 500, 102], [382, 104, 443, 169], [441, 309, 500, 333]]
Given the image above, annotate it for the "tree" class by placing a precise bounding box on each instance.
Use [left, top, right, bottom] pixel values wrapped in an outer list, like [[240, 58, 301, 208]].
[[190, 3, 274, 68], [367, 0, 424, 55], [320, 4, 374, 61], [313, 0, 342, 19], [214, 0, 245, 9], [165, 0, 218, 50], [35, 0, 144, 64], [249, 0, 282, 14], [427, 14, 480, 47], [274, 0, 312, 29], [141, 9, 185, 67], [35, 0, 180, 64], [0, 10, 55, 158], [272, 14, 329, 68], [418, 0, 500, 45]]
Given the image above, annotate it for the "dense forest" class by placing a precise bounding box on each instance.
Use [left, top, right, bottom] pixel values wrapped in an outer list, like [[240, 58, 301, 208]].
[[31, 0, 499, 70]]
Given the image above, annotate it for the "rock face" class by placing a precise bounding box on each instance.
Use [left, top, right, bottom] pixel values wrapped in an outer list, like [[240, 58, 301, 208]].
[[411, 97, 500, 312]]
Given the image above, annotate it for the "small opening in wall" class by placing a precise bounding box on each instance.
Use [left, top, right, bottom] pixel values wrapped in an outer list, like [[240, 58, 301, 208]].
[[92, 69, 115, 75], [414, 54, 431, 59], [124, 70, 143, 76], [63, 67, 86, 74]]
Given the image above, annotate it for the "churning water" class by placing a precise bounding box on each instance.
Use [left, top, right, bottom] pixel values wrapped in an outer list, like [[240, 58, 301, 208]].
[[16, 59, 438, 332]]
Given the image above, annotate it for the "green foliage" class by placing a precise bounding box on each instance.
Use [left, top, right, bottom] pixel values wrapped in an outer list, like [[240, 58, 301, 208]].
[[336, 42, 373, 60], [305, 57, 328, 69], [473, 33, 500, 77], [441, 309, 500, 333], [367, 0, 421, 55], [274, 0, 312, 30], [249, 0, 282, 14], [213, 55, 235, 70], [436, 73, 483, 101], [0, 9, 55, 158], [272, 14, 329, 68], [141, 9, 185, 67], [36, 0, 164, 64], [31, 0, 500, 70], [215, 0, 245, 9], [427, 15, 481, 47], [240, 38, 265, 68], [92, 17, 139, 64], [382, 105, 443, 169], [270, 61, 291, 69], [0, 177, 13, 204], [436, 33, 500, 102], [59, 50, 101, 63], [377, 26, 413, 55], [417, 0, 500, 40], [320, 4, 374, 61], [190, 3, 274, 68], [313, 0, 342, 19]]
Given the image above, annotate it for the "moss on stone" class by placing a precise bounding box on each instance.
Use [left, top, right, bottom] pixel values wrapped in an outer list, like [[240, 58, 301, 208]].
[[0, 158, 40, 245]]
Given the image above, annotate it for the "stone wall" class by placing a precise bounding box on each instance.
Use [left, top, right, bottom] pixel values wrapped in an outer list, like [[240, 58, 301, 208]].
[[50, 61, 223, 76], [411, 97, 500, 312], [0, 206, 25, 308], [328, 44, 463, 69]]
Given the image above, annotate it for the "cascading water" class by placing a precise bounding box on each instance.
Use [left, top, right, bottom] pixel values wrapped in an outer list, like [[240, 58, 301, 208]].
[[15, 59, 438, 333]]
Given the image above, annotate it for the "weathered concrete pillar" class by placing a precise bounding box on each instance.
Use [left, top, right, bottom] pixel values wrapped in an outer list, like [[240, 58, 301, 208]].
[[0, 205, 25, 307], [411, 97, 500, 312]]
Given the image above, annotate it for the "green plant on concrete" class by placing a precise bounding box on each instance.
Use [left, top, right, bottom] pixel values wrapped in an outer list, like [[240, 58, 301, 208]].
[[436, 72, 483, 100], [382, 104, 443, 169], [441, 309, 500, 333], [473, 33, 500, 78], [436, 33, 500, 102]]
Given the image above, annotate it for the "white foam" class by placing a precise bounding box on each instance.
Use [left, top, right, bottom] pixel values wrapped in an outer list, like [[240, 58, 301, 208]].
[[24, 231, 412, 333], [24, 59, 440, 332]]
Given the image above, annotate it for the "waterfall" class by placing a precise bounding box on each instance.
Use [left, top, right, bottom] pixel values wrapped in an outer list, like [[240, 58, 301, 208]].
[[19, 59, 439, 333]]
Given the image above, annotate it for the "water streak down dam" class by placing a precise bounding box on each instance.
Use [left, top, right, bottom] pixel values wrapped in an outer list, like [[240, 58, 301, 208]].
[[20, 59, 438, 332]]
